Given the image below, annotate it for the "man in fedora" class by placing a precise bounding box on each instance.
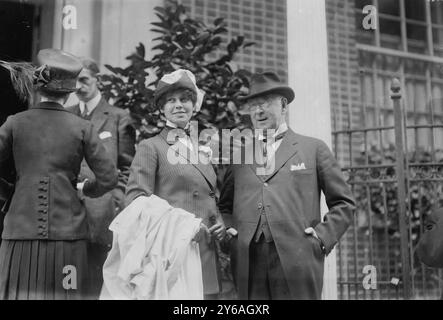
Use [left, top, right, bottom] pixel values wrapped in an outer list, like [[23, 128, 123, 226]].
[[66, 57, 136, 299], [219, 71, 355, 299]]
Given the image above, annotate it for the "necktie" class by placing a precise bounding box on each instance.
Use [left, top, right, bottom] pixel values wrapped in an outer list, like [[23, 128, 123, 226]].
[[262, 131, 286, 167], [81, 105, 89, 119]]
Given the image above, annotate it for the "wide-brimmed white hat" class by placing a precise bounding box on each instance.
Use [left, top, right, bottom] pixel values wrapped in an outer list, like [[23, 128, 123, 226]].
[[154, 69, 205, 112]]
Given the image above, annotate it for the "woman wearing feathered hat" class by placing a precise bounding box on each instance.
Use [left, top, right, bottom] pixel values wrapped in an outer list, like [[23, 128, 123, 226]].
[[0, 49, 118, 299], [125, 69, 226, 299], [0, 60, 34, 240]]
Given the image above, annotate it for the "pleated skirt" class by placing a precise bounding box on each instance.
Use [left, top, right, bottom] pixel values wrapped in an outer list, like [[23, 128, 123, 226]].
[[0, 239, 88, 300]]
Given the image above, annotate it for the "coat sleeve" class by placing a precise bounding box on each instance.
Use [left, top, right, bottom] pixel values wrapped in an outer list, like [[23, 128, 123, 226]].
[[0, 117, 16, 213], [124, 139, 157, 207], [218, 165, 235, 229], [82, 122, 118, 198], [112, 110, 136, 210], [0, 116, 13, 163], [313, 140, 356, 255], [0, 178, 14, 204], [116, 110, 136, 193], [417, 208, 443, 268]]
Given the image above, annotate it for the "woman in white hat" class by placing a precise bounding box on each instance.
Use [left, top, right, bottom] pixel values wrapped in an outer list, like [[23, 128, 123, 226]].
[[125, 69, 226, 299]]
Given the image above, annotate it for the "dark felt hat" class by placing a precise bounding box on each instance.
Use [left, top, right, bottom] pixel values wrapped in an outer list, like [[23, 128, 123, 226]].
[[35, 49, 82, 93], [239, 71, 294, 103]]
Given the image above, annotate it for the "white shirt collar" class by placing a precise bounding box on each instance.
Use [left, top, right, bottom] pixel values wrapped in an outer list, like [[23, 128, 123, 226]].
[[257, 122, 288, 142], [79, 92, 102, 115]]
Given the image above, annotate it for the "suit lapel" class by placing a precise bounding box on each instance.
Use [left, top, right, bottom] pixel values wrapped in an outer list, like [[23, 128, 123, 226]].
[[159, 128, 216, 189], [193, 161, 217, 190], [247, 129, 299, 182], [265, 129, 298, 182], [90, 98, 109, 132]]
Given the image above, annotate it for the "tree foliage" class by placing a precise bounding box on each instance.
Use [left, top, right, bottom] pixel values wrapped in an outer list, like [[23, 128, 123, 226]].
[[99, 0, 254, 141]]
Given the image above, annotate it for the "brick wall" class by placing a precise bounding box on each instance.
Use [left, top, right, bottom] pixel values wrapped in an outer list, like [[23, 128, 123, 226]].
[[180, 0, 288, 82], [325, 0, 362, 165]]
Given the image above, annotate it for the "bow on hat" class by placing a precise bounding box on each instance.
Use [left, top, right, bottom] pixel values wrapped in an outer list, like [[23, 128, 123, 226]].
[[239, 71, 294, 104], [154, 69, 205, 112], [34, 49, 82, 93]]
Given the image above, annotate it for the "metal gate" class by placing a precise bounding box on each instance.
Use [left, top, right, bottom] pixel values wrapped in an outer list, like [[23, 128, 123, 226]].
[[334, 78, 443, 299]]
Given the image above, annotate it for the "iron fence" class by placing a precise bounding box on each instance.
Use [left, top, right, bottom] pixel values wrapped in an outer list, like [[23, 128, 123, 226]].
[[334, 77, 443, 299]]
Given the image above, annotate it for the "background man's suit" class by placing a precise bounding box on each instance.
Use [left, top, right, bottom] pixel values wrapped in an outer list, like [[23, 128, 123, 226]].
[[219, 129, 356, 299], [67, 98, 135, 297]]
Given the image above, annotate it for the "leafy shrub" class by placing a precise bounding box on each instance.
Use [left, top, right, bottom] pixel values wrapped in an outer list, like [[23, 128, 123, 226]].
[[99, 0, 254, 142]]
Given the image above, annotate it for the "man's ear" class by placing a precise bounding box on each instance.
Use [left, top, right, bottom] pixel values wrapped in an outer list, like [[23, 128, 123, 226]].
[[281, 97, 288, 113]]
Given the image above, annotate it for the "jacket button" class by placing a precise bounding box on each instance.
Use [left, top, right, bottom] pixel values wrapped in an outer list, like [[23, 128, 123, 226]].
[[258, 203, 263, 209], [193, 191, 199, 197]]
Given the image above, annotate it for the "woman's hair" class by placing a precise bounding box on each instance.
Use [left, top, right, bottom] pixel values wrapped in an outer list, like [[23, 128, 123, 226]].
[[157, 88, 197, 109], [0, 60, 34, 106]]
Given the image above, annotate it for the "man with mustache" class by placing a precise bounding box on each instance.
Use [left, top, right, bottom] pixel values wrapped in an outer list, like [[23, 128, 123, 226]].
[[66, 58, 136, 299]]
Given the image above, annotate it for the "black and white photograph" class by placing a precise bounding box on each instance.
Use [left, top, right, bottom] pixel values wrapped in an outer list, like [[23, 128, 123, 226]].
[[0, 0, 443, 307]]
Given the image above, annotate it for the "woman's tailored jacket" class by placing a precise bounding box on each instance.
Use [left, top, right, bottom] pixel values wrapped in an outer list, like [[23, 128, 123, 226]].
[[0, 102, 118, 240], [125, 127, 222, 295]]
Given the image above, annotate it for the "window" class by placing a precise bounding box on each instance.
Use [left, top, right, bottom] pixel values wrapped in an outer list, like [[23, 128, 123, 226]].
[[356, 0, 443, 150]]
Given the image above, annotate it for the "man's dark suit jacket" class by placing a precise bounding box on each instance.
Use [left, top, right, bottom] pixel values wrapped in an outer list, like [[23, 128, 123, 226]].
[[417, 208, 443, 268], [0, 102, 118, 240], [219, 128, 356, 299], [67, 98, 135, 245]]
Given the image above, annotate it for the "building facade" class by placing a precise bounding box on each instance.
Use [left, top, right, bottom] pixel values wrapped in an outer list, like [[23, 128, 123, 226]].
[[1, 0, 443, 299]]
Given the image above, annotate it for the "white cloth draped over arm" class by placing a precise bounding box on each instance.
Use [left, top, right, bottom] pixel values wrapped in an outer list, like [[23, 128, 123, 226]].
[[100, 195, 203, 300]]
